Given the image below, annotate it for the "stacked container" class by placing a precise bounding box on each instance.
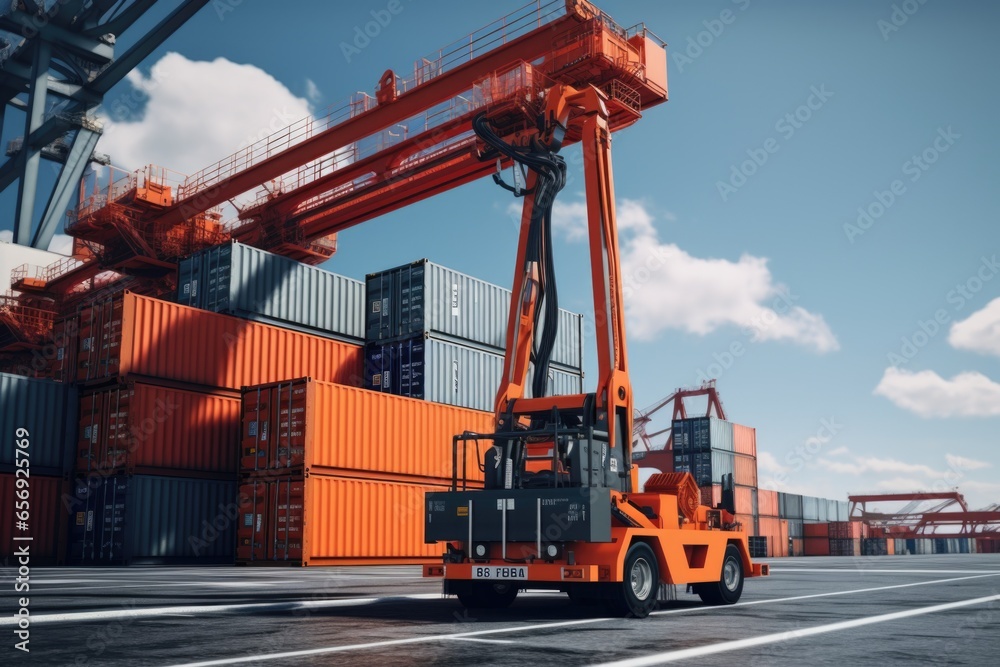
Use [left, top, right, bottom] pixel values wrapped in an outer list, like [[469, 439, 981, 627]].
[[756, 489, 786, 557], [237, 377, 494, 565], [362, 260, 585, 411], [1, 373, 77, 564], [66, 284, 365, 565]]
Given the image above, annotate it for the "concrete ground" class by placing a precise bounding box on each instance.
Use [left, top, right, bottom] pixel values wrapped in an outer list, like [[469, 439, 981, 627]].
[[2, 554, 998, 666]]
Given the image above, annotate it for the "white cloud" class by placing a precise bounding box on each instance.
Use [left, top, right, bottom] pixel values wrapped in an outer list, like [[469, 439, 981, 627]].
[[818, 455, 946, 478], [949, 297, 1000, 357], [536, 197, 839, 351], [945, 454, 991, 471], [874, 477, 930, 492], [757, 451, 787, 474], [305, 78, 322, 104], [98, 53, 313, 177], [827, 446, 850, 457], [874, 367, 1000, 418]]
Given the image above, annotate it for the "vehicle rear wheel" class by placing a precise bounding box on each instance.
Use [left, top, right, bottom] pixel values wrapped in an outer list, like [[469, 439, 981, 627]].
[[452, 581, 519, 609], [694, 544, 744, 605], [605, 542, 659, 618]]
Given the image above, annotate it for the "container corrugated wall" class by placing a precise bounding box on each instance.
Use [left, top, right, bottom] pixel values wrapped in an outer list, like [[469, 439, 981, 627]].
[[77, 382, 240, 476], [1, 372, 77, 474], [365, 259, 583, 370], [1, 473, 65, 563], [67, 474, 236, 564], [76, 292, 363, 390], [178, 241, 364, 341], [240, 377, 493, 481], [364, 336, 583, 412]]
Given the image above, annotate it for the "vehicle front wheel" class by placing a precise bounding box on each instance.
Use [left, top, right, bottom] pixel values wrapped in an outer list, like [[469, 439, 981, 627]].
[[452, 581, 519, 609], [606, 542, 659, 618], [694, 544, 745, 605]]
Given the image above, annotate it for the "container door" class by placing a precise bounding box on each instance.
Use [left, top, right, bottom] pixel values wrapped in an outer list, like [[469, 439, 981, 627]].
[[270, 477, 304, 562], [237, 481, 268, 561], [241, 386, 272, 473], [274, 381, 308, 469]]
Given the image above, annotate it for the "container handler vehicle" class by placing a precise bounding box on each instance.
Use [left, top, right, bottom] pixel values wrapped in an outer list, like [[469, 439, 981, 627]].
[[423, 15, 768, 619]]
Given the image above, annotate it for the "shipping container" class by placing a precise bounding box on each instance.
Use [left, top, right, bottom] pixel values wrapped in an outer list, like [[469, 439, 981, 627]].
[[758, 489, 779, 517], [778, 492, 804, 520], [732, 423, 756, 457], [804, 522, 829, 538], [672, 417, 734, 453], [828, 521, 866, 540], [733, 453, 757, 487], [240, 377, 494, 482], [0, 473, 66, 564], [862, 538, 889, 556], [757, 517, 784, 556], [67, 474, 236, 564], [837, 500, 851, 521], [779, 519, 789, 557], [76, 292, 363, 389], [178, 241, 364, 341], [735, 485, 755, 515], [237, 473, 450, 565], [789, 538, 804, 557], [802, 495, 821, 522], [748, 536, 767, 559], [699, 483, 722, 509], [804, 536, 831, 556], [830, 538, 861, 557], [49, 315, 80, 383], [1, 372, 77, 474], [363, 336, 583, 412], [787, 519, 804, 538], [365, 259, 584, 369], [77, 381, 240, 476]]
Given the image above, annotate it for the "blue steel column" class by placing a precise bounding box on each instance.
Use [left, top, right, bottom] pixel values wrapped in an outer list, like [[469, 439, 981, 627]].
[[13, 39, 51, 245], [33, 125, 101, 249]]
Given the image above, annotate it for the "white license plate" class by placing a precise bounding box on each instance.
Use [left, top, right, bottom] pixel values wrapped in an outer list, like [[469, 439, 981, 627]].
[[471, 565, 528, 580]]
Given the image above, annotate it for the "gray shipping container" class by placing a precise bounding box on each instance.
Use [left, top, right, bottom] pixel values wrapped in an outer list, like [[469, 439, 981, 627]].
[[178, 241, 364, 341], [1, 372, 77, 474], [67, 474, 236, 565], [364, 335, 583, 412], [671, 417, 735, 453], [778, 492, 804, 520], [365, 259, 584, 370], [802, 495, 822, 522]]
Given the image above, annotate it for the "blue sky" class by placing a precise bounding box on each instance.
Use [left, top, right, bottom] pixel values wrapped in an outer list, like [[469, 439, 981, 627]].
[[2, 0, 998, 510]]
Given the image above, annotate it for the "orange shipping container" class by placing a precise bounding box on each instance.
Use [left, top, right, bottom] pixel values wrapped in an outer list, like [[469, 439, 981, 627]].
[[804, 522, 829, 538], [778, 519, 790, 557], [76, 292, 363, 389], [699, 483, 721, 508], [734, 485, 755, 515], [758, 516, 783, 555], [828, 521, 864, 539], [733, 423, 757, 457], [804, 536, 830, 556], [735, 513, 755, 534], [733, 454, 758, 487], [77, 381, 240, 476], [757, 489, 779, 517], [789, 538, 804, 556], [1, 473, 66, 563], [240, 377, 493, 483], [237, 474, 450, 565]]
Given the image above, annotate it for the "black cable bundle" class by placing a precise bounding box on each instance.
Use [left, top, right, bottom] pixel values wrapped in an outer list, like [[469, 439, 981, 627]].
[[473, 113, 567, 398]]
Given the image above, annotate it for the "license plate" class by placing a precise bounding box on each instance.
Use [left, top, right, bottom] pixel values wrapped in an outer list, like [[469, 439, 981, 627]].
[[471, 565, 528, 580]]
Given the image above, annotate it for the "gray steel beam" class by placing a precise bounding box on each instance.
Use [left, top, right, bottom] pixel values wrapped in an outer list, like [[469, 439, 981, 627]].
[[0, 62, 102, 102], [90, 0, 210, 95], [0, 11, 114, 63], [13, 39, 51, 245], [0, 112, 75, 193], [33, 126, 100, 249], [83, 0, 158, 38]]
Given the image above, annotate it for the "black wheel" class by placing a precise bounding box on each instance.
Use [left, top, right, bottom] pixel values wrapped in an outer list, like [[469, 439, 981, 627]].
[[452, 581, 519, 609], [694, 544, 744, 605], [605, 542, 659, 618]]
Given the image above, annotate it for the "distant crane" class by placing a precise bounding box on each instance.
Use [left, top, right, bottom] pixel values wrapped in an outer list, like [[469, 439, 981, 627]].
[[849, 491, 1000, 538], [633, 379, 727, 451]]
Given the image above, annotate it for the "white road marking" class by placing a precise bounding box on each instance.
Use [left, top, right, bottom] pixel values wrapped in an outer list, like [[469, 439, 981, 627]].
[[157, 573, 1000, 667], [33, 580, 307, 592], [0, 594, 444, 627], [771, 568, 1000, 574], [652, 573, 998, 615], [445, 637, 516, 644], [591, 593, 1000, 666]]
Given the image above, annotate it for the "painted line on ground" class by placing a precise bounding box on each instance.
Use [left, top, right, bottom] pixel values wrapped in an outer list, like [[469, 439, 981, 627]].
[[592, 593, 1000, 666], [158, 573, 1000, 667], [445, 637, 516, 644], [31, 580, 308, 592], [770, 568, 1000, 575]]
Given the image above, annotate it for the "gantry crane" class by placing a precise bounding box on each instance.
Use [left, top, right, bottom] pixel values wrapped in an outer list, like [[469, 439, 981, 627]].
[[850, 492, 1000, 538]]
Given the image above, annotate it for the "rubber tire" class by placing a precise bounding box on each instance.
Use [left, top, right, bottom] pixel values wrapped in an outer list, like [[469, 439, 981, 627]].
[[453, 581, 519, 609], [694, 544, 745, 605], [605, 542, 659, 618]]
